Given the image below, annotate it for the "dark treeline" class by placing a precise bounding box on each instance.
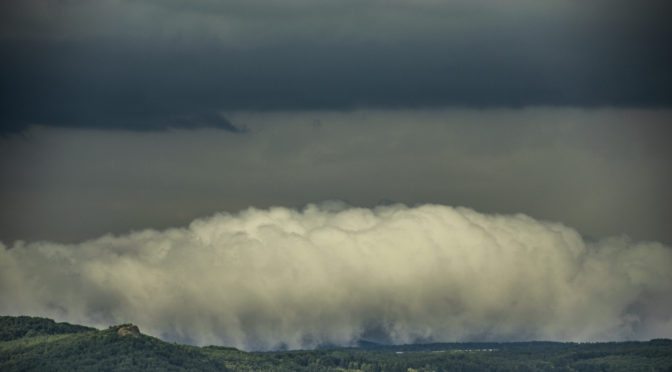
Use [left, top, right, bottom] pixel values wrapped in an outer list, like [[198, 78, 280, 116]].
[[1, 316, 671, 371]]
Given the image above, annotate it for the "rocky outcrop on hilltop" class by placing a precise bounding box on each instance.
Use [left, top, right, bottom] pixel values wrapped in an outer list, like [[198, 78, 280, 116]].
[[116, 324, 140, 337]]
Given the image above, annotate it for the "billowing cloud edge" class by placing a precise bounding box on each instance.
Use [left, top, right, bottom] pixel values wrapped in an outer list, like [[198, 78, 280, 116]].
[[1, 202, 671, 350]]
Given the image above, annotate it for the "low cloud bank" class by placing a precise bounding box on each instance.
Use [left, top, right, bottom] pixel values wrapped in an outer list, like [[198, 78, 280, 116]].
[[1, 203, 671, 350]]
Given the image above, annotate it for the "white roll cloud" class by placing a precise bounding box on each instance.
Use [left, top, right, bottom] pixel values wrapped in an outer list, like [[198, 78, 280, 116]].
[[1, 203, 671, 350]]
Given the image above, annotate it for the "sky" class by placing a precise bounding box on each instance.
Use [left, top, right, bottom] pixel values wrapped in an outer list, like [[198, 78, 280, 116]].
[[1, 0, 671, 349]]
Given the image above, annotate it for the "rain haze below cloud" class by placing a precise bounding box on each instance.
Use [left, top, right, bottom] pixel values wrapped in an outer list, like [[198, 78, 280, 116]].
[[1, 203, 671, 350]]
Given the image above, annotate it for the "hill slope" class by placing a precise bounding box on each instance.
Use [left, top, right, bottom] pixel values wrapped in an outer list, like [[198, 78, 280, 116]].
[[1, 316, 671, 371], [0, 316, 95, 341]]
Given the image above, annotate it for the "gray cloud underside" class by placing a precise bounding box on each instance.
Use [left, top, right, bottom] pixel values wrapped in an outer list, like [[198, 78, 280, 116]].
[[1, 108, 671, 245], [2, 203, 671, 350], [1, 0, 671, 132]]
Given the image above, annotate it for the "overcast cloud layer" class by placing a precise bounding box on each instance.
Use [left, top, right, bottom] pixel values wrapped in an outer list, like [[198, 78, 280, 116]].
[[2, 109, 670, 245], [1, 0, 671, 131], [2, 203, 671, 350]]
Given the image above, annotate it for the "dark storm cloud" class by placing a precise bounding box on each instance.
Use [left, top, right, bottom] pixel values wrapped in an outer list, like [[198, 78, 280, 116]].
[[1, 0, 671, 132]]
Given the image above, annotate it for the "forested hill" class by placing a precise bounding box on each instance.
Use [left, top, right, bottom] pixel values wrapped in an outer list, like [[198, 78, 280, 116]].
[[1, 316, 671, 371], [0, 316, 96, 341]]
